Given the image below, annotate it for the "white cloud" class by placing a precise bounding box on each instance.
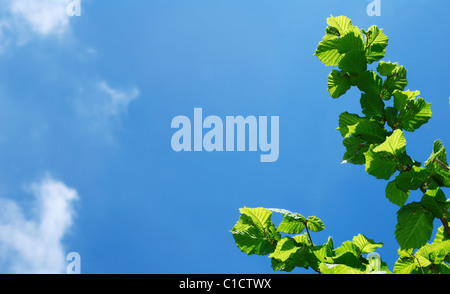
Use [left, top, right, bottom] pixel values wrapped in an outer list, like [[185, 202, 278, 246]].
[[9, 0, 71, 36], [0, 0, 73, 51], [0, 175, 79, 274]]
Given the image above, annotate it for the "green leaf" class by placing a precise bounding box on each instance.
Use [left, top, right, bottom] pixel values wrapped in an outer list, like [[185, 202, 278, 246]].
[[364, 144, 399, 180], [231, 207, 279, 255], [346, 120, 387, 143], [385, 180, 410, 207], [277, 215, 305, 234], [327, 70, 351, 98], [384, 106, 400, 130], [270, 234, 310, 272], [378, 62, 408, 95], [425, 140, 450, 188], [337, 27, 364, 54], [428, 239, 450, 264], [393, 256, 420, 274], [373, 129, 406, 157], [267, 208, 307, 235], [364, 25, 389, 64], [364, 130, 408, 180], [306, 216, 325, 232], [395, 202, 434, 249], [319, 263, 365, 274], [314, 38, 343, 67], [360, 93, 385, 119], [426, 140, 448, 167], [338, 49, 367, 74], [338, 112, 387, 165], [331, 251, 365, 270], [314, 17, 353, 66], [334, 240, 360, 257], [239, 207, 273, 232], [395, 166, 428, 191], [338, 112, 387, 142], [356, 71, 383, 96], [231, 215, 276, 255], [342, 136, 370, 165], [392, 90, 432, 132], [305, 237, 335, 270], [414, 245, 433, 268], [421, 188, 447, 218], [352, 234, 383, 254], [269, 236, 304, 262], [338, 112, 360, 137], [377, 61, 399, 76], [433, 224, 450, 244], [326, 15, 354, 34]]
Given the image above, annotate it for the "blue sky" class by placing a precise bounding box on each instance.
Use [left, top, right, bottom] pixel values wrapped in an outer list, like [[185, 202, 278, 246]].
[[0, 0, 448, 274]]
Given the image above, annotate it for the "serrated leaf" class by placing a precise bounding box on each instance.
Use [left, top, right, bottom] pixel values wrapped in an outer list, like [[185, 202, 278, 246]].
[[269, 237, 304, 262], [327, 70, 351, 98], [364, 144, 399, 180], [305, 237, 334, 270], [395, 202, 434, 249], [382, 63, 408, 95], [421, 189, 447, 218], [426, 140, 448, 167], [428, 239, 450, 264], [338, 49, 367, 74], [393, 256, 419, 274], [364, 130, 408, 179], [231, 214, 277, 255], [360, 93, 385, 119], [433, 224, 450, 245], [326, 15, 354, 34], [342, 136, 370, 165], [334, 240, 360, 257], [377, 61, 399, 76], [239, 207, 273, 232], [356, 71, 383, 96], [331, 251, 365, 270], [306, 216, 325, 232], [395, 166, 428, 191], [277, 216, 305, 234], [352, 234, 383, 254], [385, 180, 410, 207], [231, 207, 279, 255], [392, 90, 432, 132], [425, 140, 450, 188], [337, 27, 364, 54], [415, 245, 433, 268], [314, 38, 343, 67], [373, 129, 406, 157], [338, 112, 387, 141], [364, 25, 389, 64]]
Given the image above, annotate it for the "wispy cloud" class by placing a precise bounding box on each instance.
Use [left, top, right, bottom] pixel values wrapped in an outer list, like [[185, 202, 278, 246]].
[[97, 81, 140, 117], [73, 81, 140, 143], [0, 174, 78, 274]]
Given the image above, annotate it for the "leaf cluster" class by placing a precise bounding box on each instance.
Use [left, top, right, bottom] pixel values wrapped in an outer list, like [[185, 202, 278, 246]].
[[231, 207, 388, 274], [230, 15, 450, 274]]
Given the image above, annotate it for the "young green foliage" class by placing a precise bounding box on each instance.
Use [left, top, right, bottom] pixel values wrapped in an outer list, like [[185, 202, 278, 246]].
[[231, 207, 389, 274], [232, 15, 450, 274]]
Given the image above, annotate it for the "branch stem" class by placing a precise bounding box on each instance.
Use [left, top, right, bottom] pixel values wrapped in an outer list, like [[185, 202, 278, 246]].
[[440, 217, 450, 237], [304, 222, 314, 246]]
